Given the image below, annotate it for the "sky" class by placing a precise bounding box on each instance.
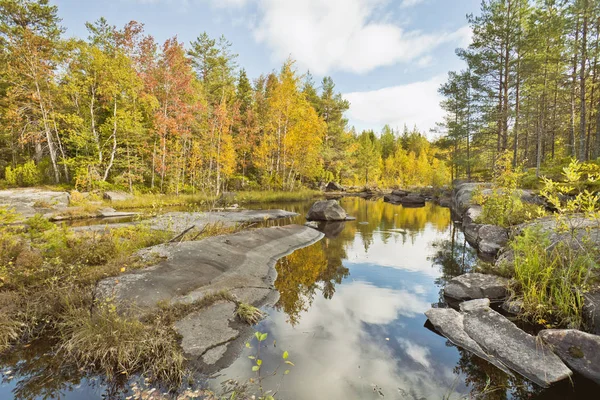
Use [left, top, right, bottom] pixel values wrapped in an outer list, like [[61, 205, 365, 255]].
[[53, 0, 481, 137]]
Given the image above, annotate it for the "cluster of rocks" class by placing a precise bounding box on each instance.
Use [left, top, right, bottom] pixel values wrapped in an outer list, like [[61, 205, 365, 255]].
[[428, 272, 600, 386], [383, 190, 427, 207], [451, 181, 545, 257]]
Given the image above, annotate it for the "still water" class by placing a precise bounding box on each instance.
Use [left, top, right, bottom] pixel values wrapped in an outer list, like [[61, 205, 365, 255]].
[[0, 198, 596, 399]]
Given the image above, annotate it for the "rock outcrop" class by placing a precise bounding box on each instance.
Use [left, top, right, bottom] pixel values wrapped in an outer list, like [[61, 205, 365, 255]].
[[539, 329, 600, 385], [325, 182, 345, 192], [306, 200, 351, 221], [103, 191, 134, 201], [583, 290, 600, 335], [444, 273, 509, 302], [426, 299, 572, 387], [0, 188, 70, 219], [96, 225, 324, 371]]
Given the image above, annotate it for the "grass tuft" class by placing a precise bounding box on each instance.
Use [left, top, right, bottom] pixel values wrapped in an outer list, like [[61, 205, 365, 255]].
[[235, 303, 265, 325]]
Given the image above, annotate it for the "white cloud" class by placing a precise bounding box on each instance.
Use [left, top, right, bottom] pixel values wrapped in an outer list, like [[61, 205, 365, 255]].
[[400, 0, 426, 8], [251, 0, 470, 74], [343, 75, 446, 135]]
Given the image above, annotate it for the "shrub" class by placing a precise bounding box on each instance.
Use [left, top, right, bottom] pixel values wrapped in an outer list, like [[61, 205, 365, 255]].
[[4, 161, 43, 187], [509, 226, 597, 328], [474, 152, 545, 227]]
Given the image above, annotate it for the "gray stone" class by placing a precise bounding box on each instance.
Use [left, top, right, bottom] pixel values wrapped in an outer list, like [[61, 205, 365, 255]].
[[438, 197, 452, 208], [306, 200, 347, 221], [392, 189, 409, 197], [463, 205, 482, 225], [539, 329, 600, 385], [399, 193, 426, 207], [425, 306, 513, 376], [444, 273, 509, 302], [463, 223, 482, 245], [0, 188, 70, 219], [96, 225, 324, 312], [502, 298, 524, 315], [304, 221, 319, 229], [149, 209, 299, 232], [477, 225, 509, 255], [459, 298, 491, 313], [202, 345, 229, 365], [325, 182, 345, 192], [175, 302, 239, 358], [452, 182, 492, 214], [463, 304, 572, 387], [383, 193, 404, 204], [583, 290, 600, 335], [103, 191, 134, 201], [97, 207, 138, 218]]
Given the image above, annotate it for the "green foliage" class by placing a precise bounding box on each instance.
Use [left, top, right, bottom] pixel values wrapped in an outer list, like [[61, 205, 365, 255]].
[[509, 227, 597, 328], [474, 152, 545, 227], [541, 159, 600, 215], [4, 161, 43, 187]]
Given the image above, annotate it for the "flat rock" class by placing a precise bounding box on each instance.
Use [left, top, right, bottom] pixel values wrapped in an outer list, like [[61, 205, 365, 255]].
[[306, 200, 349, 221], [149, 209, 298, 232], [0, 188, 70, 219], [97, 208, 138, 218], [103, 191, 134, 201], [463, 303, 572, 387], [539, 329, 600, 385], [96, 225, 324, 312], [175, 302, 239, 358], [425, 305, 513, 376], [444, 273, 509, 302]]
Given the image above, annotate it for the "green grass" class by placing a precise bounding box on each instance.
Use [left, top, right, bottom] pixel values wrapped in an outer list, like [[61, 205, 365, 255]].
[[235, 303, 265, 325], [233, 189, 320, 204], [109, 190, 320, 210], [508, 226, 598, 328]]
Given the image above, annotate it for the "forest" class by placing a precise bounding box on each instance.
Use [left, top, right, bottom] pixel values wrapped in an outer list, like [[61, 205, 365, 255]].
[[0, 0, 449, 195], [438, 0, 600, 184]]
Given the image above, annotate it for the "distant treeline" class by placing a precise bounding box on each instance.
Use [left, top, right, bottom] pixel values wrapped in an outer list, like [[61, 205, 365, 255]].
[[0, 0, 450, 193]]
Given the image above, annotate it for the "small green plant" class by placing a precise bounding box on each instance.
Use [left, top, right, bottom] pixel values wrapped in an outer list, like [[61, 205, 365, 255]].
[[244, 331, 294, 400]]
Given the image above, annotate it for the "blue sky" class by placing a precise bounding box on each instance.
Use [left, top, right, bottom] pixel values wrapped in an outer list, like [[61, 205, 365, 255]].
[[54, 0, 481, 136]]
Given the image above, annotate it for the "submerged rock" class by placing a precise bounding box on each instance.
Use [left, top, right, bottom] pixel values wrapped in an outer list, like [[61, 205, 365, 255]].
[[426, 299, 572, 388], [539, 329, 600, 385], [306, 200, 349, 221], [444, 273, 509, 302]]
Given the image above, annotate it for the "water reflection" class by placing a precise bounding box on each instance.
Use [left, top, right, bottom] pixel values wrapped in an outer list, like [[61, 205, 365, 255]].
[[2, 198, 596, 399]]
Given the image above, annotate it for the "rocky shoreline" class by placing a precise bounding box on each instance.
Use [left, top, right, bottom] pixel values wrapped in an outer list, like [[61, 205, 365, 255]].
[[424, 181, 600, 386]]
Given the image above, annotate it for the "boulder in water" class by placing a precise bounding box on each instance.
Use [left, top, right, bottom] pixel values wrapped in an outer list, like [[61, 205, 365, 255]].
[[539, 329, 600, 385], [306, 200, 348, 221]]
